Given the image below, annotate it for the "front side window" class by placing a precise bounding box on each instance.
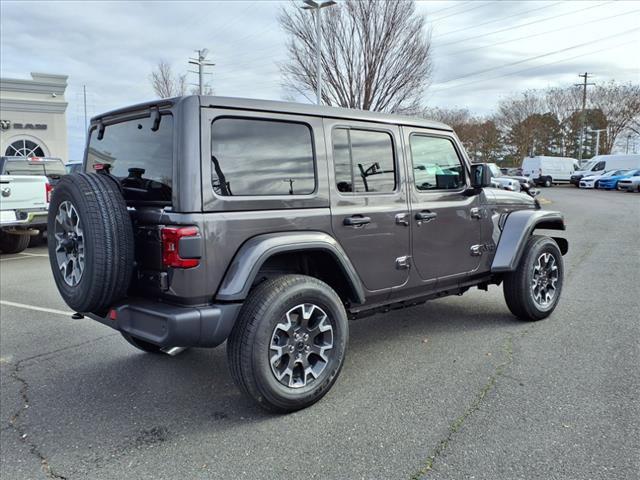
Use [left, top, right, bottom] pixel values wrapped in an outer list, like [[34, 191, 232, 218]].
[[332, 128, 395, 193], [410, 135, 465, 191], [211, 117, 315, 196]]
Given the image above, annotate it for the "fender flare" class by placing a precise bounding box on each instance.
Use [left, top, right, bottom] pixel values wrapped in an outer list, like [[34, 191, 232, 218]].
[[215, 231, 366, 304], [491, 210, 567, 273]]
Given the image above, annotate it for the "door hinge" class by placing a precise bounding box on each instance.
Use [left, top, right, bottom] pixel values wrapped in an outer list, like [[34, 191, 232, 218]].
[[395, 255, 411, 269], [470, 207, 482, 219], [470, 245, 483, 256]]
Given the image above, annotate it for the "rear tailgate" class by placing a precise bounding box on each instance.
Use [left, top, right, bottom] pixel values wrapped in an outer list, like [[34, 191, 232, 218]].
[[0, 175, 48, 210]]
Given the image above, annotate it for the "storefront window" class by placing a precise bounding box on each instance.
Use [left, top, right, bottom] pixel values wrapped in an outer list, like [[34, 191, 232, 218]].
[[4, 139, 46, 158]]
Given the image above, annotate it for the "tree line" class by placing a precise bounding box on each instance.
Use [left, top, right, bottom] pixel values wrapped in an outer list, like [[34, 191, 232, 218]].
[[149, 0, 639, 163], [424, 83, 640, 164]]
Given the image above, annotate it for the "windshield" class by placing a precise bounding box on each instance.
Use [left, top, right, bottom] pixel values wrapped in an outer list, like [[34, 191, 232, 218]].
[[580, 160, 597, 171], [86, 114, 173, 204], [488, 164, 502, 177]]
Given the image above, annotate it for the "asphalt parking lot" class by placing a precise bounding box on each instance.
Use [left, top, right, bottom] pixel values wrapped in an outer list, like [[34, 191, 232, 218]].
[[1, 187, 638, 480]]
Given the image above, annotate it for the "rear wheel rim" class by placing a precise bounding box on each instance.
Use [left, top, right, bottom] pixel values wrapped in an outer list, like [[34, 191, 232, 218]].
[[269, 303, 334, 389], [54, 200, 85, 286], [531, 252, 559, 308]]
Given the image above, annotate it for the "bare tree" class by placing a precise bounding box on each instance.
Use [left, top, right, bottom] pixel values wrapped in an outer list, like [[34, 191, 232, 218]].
[[590, 81, 640, 154], [279, 0, 433, 113], [150, 61, 187, 98]]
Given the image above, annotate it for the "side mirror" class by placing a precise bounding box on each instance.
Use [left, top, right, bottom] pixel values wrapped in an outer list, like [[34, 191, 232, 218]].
[[470, 163, 491, 189]]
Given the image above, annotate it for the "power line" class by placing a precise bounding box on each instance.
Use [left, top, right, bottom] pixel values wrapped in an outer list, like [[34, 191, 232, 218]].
[[428, 38, 636, 93], [425, 1, 473, 17], [436, 1, 614, 48], [434, 1, 563, 38], [429, 1, 498, 23], [435, 27, 639, 85], [445, 8, 640, 57]]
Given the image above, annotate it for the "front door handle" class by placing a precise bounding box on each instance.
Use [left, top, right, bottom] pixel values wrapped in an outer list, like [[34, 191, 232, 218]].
[[415, 211, 438, 221], [343, 215, 371, 227]]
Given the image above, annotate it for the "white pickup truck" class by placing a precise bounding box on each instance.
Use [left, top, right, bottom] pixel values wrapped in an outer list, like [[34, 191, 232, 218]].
[[0, 174, 50, 253]]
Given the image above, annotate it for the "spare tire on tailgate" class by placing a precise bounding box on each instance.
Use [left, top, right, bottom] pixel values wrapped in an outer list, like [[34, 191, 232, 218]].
[[47, 172, 134, 313]]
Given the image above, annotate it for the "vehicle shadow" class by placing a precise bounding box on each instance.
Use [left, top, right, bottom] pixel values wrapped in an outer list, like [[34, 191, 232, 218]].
[[26, 294, 520, 472]]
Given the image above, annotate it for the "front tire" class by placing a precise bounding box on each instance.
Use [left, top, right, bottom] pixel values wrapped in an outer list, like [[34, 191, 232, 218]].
[[227, 274, 348, 413], [543, 177, 552, 188], [503, 235, 564, 321]]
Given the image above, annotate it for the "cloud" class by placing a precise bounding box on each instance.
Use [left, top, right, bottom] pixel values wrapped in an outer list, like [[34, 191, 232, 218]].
[[1, 0, 638, 158]]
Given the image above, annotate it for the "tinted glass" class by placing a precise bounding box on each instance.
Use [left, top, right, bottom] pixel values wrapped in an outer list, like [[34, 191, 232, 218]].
[[410, 135, 465, 191], [332, 128, 395, 193], [211, 118, 315, 196], [87, 114, 173, 203]]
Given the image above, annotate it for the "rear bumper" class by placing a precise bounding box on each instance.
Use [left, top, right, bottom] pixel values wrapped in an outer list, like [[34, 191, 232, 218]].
[[0, 208, 48, 228], [87, 299, 242, 348]]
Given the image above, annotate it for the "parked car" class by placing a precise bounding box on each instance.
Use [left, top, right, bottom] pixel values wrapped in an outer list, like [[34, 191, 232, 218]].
[[0, 173, 50, 253], [571, 154, 640, 186], [579, 170, 627, 189], [47, 96, 568, 412], [485, 163, 534, 193], [0, 156, 66, 186], [597, 169, 640, 190], [521, 155, 579, 187], [617, 175, 640, 192]]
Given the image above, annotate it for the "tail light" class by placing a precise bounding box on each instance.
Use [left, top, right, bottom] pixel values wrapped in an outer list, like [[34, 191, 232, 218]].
[[45, 183, 53, 203], [161, 226, 200, 269]]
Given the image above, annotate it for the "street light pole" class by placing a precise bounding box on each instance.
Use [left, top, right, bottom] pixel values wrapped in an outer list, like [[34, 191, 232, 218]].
[[302, 0, 337, 105]]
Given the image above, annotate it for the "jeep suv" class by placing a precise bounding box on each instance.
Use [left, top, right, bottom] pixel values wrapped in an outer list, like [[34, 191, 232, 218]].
[[47, 96, 568, 412]]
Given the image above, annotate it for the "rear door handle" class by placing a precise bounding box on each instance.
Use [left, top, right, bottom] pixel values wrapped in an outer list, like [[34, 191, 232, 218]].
[[343, 215, 371, 227], [415, 211, 437, 221]]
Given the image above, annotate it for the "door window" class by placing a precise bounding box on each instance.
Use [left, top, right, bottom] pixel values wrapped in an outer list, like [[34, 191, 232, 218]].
[[410, 135, 465, 191], [332, 128, 395, 193]]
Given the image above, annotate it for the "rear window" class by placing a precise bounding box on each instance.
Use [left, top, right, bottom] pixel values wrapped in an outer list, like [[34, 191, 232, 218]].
[[1, 157, 66, 178], [210, 117, 316, 196], [86, 114, 173, 204]]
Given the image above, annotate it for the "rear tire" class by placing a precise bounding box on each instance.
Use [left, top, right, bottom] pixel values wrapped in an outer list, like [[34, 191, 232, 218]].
[[227, 274, 348, 413], [0, 232, 30, 254], [503, 235, 564, 321], [47, 173, 134, 313]]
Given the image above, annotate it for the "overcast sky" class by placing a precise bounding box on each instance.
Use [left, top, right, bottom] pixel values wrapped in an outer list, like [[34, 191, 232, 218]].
[[1, 0, 638, 160]]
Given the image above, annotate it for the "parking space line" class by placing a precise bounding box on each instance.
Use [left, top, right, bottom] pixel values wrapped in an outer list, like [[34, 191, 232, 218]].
[[0, 256, 36, 262], [0, 300, 72, 317], [17, 252, 49, 257]]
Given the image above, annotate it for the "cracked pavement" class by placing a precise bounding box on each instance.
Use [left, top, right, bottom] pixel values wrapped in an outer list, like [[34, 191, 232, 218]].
[[1, 187, 639, 479]]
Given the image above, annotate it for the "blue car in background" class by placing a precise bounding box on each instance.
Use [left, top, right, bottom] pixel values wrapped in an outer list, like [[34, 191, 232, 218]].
[[597, 169, 640, 190]]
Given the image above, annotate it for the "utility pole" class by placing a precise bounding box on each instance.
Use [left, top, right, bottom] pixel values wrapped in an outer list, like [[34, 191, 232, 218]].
[[302, 0, 337, 105], [575, 72, 595, 161], [189, 49, 215, 95], [626, 134, 632, 154]]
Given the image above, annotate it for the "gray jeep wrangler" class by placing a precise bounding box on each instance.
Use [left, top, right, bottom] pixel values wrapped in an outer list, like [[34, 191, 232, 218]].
[[48, 96, 568, 412]]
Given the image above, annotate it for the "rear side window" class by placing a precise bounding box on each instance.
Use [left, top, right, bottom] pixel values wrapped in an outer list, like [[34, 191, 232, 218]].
[[1, 158, 66, 178], [332, 128, 395, 193], [87, 114, 173, 204], [410, 135, 465, 191], [211, 117, 315, 196]]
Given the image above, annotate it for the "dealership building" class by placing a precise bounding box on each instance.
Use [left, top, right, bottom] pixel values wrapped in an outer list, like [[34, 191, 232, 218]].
[[0, 72, 68, 161]]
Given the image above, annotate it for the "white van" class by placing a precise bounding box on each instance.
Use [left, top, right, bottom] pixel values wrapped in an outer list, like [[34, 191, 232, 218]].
[[570, 154, 640, 186], [521, 156, 579, 187]]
